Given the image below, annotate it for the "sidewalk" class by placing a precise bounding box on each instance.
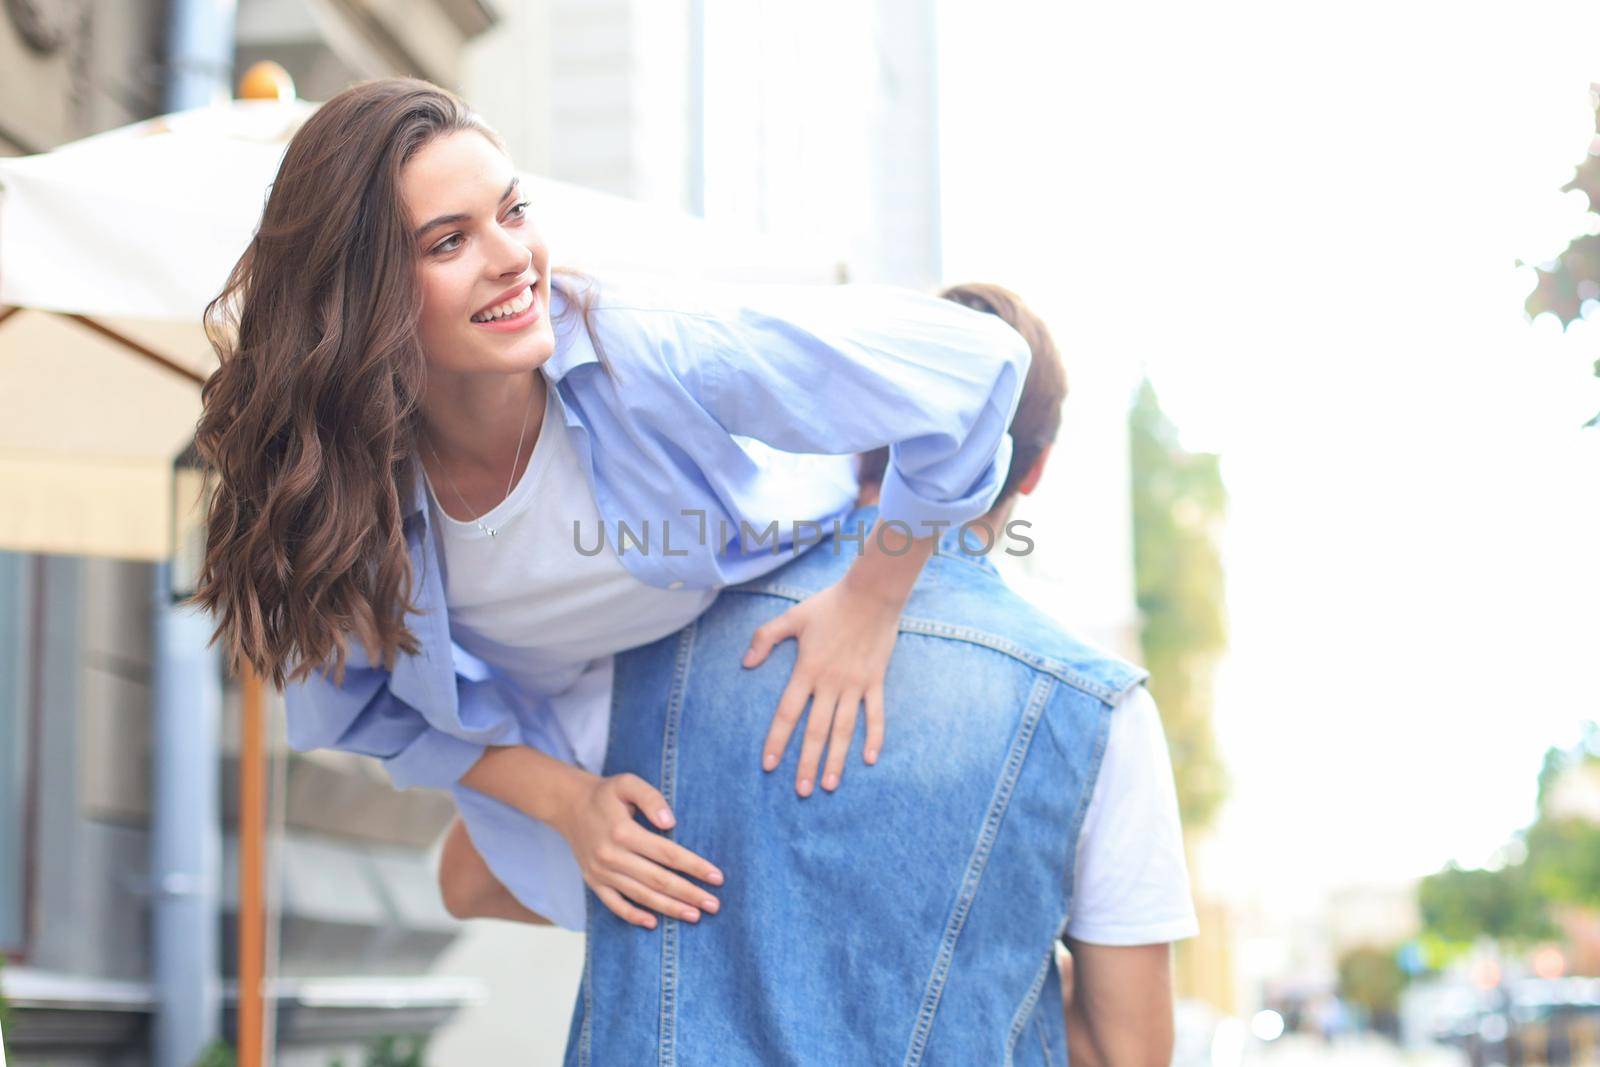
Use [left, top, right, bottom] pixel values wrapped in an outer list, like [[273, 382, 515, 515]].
[[1253, 1034, 1470, 1067]]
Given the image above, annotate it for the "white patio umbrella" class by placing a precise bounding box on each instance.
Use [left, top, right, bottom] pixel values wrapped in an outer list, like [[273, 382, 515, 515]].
[[0, 85, 839, 1067], [0, 94, 838, 563]]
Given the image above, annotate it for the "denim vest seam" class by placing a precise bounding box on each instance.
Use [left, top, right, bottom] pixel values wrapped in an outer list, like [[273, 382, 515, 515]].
[[897, 619, 1142, 705], [605, 646, 626, 757], [578, 664, 619, 1067], [1059, 699, 1115, 933], [1006, 949, 1057, 1066], [656, 623, 697, 1067], [902, 672, 1056, 1067], [738, 583, 1140, 704], [931, 542, 1003, 578], [579, 888, 594, 1066]]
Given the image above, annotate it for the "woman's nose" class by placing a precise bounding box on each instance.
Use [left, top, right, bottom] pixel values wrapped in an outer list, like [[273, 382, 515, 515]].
[[488, 228, 532, 277]]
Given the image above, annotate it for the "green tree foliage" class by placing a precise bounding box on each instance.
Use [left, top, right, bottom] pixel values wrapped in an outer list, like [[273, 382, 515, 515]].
[[1522, 84, 1600, 426], [191, 1041, 237, 1067], [1418, 862, 1556, 945], [1527, 818, 1600, 906], [188, 1030, 432, 1065], [1417, 731, 1600, 947], [1538, 744, 1573, 811], [0, 950, 11, 1056], [1337, 945, 1407, 1016], [1129, 379, 1229, 833], [328, 1034, 431, 1067], [363, 1035, 430, 1067], [1527, 739, 1600, 912]]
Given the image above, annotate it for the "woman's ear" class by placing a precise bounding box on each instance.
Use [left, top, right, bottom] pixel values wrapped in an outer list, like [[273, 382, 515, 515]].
[[1017, 442, 1054, 496]]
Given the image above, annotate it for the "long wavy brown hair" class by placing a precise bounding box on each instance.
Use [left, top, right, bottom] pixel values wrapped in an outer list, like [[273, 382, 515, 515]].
[[188, 77, 602, 690]]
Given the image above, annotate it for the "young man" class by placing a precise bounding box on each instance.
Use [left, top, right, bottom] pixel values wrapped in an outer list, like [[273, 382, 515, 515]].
[[443, 284, 1198, 1065]]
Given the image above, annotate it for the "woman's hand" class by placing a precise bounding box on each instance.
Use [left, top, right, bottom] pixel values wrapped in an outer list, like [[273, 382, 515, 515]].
[[549, 770, 726, 930], [742, 576, 905, 796], [460, 745, 724, 931], [744, 517, 936, 795]]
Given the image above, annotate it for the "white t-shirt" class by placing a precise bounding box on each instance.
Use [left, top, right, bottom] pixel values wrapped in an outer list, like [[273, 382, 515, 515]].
[[429, 371, 1196, 944], [425, 370, 717, 773], [1067, 684, 1200, 945]]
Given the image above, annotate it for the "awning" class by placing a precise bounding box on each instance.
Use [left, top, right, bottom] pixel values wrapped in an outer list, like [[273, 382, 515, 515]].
[[0, 98, 836, 561]]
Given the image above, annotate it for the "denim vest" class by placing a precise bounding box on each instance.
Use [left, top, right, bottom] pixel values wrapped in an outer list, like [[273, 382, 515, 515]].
[[564, 504, 1147, 1066]]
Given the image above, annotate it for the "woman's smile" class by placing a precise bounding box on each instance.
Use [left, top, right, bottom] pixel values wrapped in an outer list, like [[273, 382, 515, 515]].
[[470, 281, 543, 333]]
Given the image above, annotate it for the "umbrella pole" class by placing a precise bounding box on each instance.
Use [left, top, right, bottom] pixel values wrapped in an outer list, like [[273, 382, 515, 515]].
[[6, 304, 268, 1056], [2, 301, 268, 1057], [38, 308, 265, 1057], [63, 314, 206, 385], [0, 307, 209, 387], [238, 665, 266, 1067]]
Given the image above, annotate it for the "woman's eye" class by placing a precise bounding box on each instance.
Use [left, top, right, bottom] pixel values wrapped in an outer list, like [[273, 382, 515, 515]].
[[429, 202, 527, 256]]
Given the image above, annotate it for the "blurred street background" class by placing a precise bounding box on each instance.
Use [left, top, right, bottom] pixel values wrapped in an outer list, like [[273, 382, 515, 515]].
[[2, 0, 1600, 1064]]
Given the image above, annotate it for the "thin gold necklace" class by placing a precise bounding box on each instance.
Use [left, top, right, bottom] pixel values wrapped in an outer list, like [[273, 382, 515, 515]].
[[423, 381, 536, 539]]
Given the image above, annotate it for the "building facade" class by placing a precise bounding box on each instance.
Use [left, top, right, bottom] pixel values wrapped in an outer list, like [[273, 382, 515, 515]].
[[1, 2, 502, 1063]]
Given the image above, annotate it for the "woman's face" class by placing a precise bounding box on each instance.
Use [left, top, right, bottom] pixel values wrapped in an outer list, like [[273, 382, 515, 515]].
[[401, 129, 555, 376]]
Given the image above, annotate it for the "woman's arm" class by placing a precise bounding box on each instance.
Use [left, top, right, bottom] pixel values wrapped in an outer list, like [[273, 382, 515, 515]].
[[664, 282, 1033, 795], [677, 281, 1031, 534], [285, 645, 725, 928]]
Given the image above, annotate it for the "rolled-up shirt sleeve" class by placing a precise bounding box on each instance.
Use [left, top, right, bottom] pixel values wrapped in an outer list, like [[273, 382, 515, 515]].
[[682, 282, 1032, 534], [281, 638, 532, 793]]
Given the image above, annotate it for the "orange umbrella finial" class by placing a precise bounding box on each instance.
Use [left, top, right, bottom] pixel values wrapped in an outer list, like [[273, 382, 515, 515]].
[[237, 61, 295, 102]]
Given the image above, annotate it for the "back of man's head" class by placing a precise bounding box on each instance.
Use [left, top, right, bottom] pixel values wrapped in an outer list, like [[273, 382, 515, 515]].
[[857, 281, 1067, 504]]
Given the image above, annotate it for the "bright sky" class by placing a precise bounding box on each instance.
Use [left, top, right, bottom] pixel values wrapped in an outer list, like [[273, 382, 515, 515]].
[[938, 0, 1600, 905]]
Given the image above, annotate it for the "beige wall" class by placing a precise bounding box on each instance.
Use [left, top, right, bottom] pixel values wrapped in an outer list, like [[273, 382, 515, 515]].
[[461, 0, 554, 176], [0, 0, 168, 154], [234, 0, 494, 103]]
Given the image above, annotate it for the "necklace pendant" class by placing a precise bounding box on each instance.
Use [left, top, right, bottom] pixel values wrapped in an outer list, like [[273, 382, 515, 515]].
[[485, 525, 497, 537]]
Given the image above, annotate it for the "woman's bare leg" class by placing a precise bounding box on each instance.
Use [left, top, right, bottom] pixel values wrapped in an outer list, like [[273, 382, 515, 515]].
[[438, 815, 554, 925]]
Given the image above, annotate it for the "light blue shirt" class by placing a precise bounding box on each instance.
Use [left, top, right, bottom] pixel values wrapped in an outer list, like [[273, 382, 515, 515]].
[[280, 272, 1032, 801]]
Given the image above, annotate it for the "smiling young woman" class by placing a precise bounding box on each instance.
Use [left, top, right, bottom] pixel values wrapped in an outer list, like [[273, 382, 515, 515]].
[[407, 131, 551, 528], [187, 76, 1033, 936], [190, 79, 608, 690]]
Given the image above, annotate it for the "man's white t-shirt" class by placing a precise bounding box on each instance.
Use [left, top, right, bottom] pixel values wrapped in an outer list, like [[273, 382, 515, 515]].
[[1067, 684, 1200, 945], [428, 370, 1198, 945]]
